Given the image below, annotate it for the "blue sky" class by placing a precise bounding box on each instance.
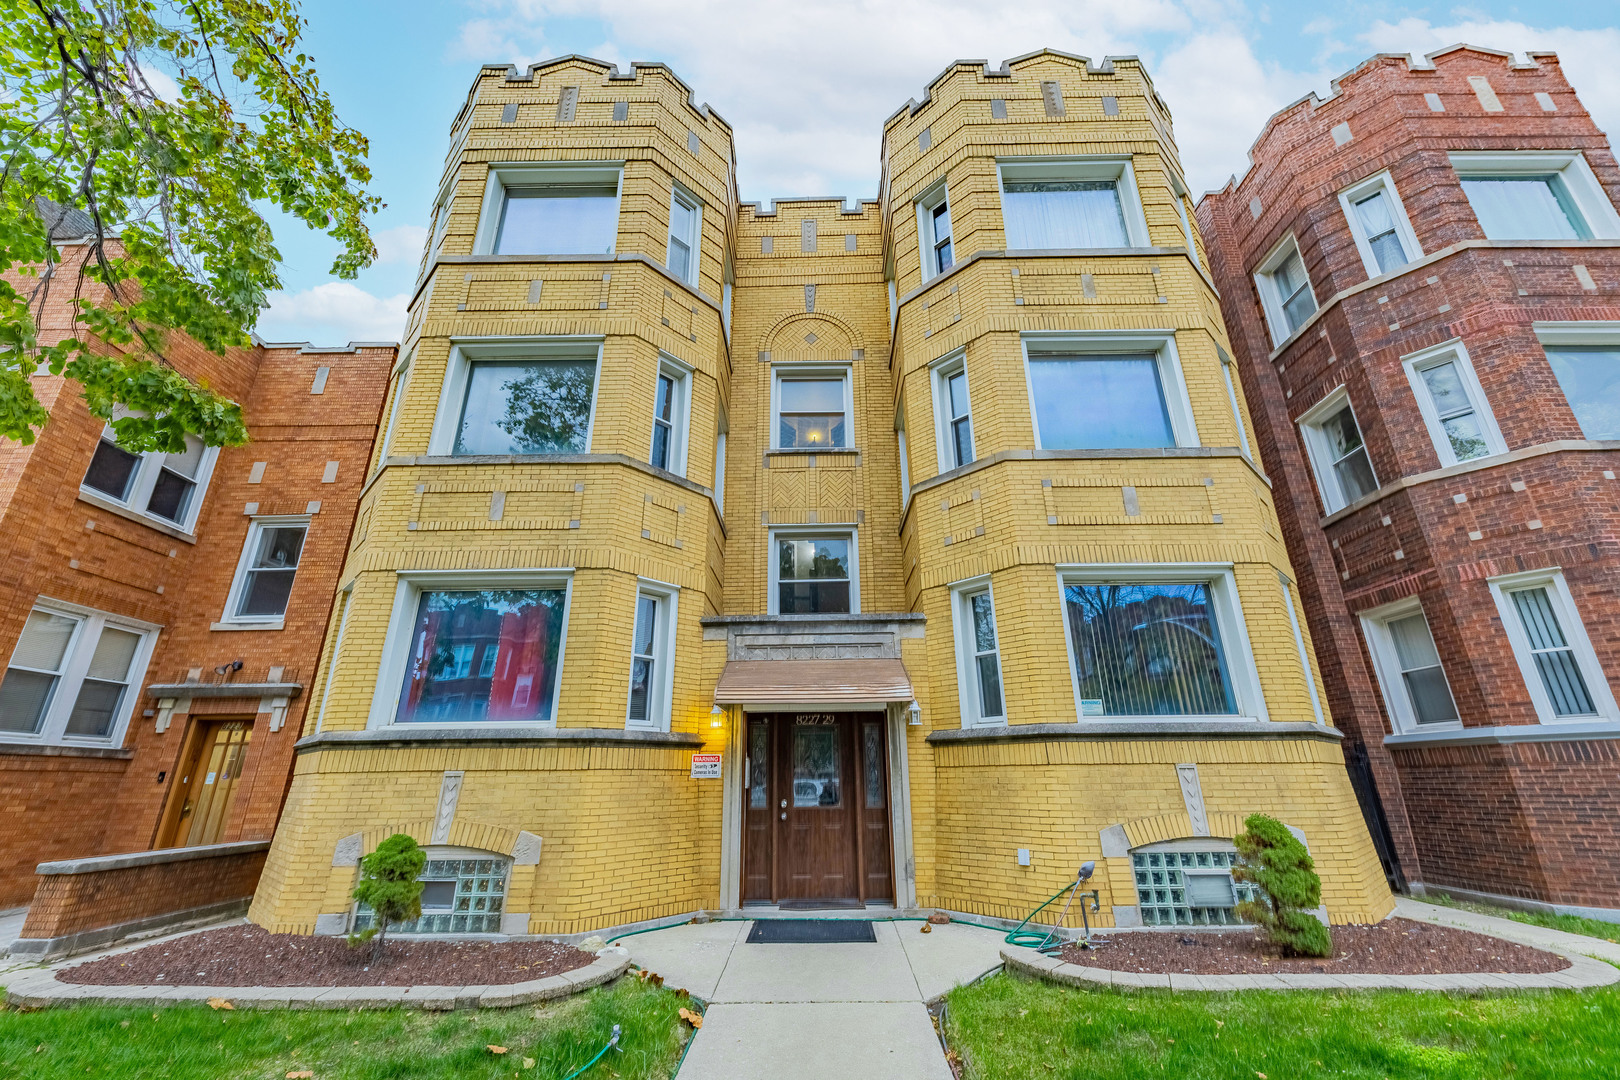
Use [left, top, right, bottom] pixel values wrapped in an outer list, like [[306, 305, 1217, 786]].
[[252, 1, 1620, 346]]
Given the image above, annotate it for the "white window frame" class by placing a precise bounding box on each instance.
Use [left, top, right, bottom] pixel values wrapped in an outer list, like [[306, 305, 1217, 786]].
[[769, 363, 854, 452], [1486, 568, 1619, 725], [472, 162, 625, 255], [666, 185, 702, 285], [1021, 330, 1200, 450], [78, 426, 219, 535], [428, 336, 604, 457], [1254, 234, 1317, 348], [1400, 338, 1507, 467], [376, 350, 413, 468], [1056, 564, 1268, 724], [1360, 596, 1462, 734], [0, 597, 159, 748], [650, 353, 693, 477], [1171, 173, 1201, 270], [1219, 352, 1254, 461], [1531, 320, 1620, 440], [930, 350, 975, 472], [367, 568, 575, 729], [950, 576, 1007, 727], [767, 527, 859, 616], [997, 156, 1152, 250], [1297, 385, 1378, 514], [626, 578, 679, 731], [915, 181, 953, 283], [895, 396, 911, 509], [713, 427, 727, 516], [217, 515, 311, 630], [1337, 171, 1424, 280], [1449, 151, 1620, 241], [424, 172, 456, 271]]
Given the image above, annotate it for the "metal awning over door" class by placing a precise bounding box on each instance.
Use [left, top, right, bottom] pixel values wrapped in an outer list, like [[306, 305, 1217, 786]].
[[713, 658, 914, 707]]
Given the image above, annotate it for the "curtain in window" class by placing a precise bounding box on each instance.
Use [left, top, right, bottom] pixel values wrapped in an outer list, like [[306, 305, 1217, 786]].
[[1459, 177, 1586, 240], [397, 589, 567, 723], [1064, 583, 1237, 716], [1353, 190, 1408, 274], [64, 627, 141, 737], [1386, 613, 1459, 724], [456, 359, 596, 455], [1003, 181, 1128, 249], [1543, 346, 1620, 440], [0, 610, 78, 733], [1510, 587, 1596, 717], [1028, 355, 1173, 449]]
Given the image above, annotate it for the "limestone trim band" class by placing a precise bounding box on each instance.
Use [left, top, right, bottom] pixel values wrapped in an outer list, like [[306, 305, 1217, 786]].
[[145, 682, 303, 700], [927, 720, 1343, 744], [35, 840, 271, 876], [294, 727, 705, 754]]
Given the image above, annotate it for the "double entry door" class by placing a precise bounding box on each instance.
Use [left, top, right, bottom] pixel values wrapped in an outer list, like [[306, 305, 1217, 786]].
[[742, 712, 893, 905]]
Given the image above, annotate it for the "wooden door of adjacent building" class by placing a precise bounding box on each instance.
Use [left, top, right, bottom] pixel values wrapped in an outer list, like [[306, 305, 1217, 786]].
[[160, 720, 251, 848], [741, 712, 893, 905]]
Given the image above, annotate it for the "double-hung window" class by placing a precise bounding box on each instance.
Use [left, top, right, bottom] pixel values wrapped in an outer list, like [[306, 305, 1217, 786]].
[[221, 518, 309, 626], [1, 601, 155, 745], [666, 187, 701, 284], [81, 426, 217, 533], [916, 185, 953, 281], [1401, 340, 1505, 466], [649, 356, 691, 475], [931, 352, 974, 470], [771, 367, 851, 450], [1361, 599, 1460, 731], [430, 339, 601, 457], [1534, 324, 1620, 440], [1451, 152, 1620, 241], [1059, 567, 1264, 722], [1255, 236, 1317, 345], [999, 158, 1149, 250], [952, 579, 1005, 726], [1298, 387, 1378, 512], [771, 532, 857, 614], [1488, 569, 1618, 724], [1023, 332, 1198, 451], [626, 582, 677, 730], [474, 163, 622, 255], [1339, 173, 1422, 279]]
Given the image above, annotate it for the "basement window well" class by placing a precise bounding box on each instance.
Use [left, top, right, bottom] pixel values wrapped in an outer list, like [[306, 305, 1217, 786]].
[[353, 852, 509, 934]]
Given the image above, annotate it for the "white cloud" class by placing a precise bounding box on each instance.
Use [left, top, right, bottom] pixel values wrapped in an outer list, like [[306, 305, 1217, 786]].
[[136, 62, 181, 102], [372, 224, 429, 265], [256, 283, 408, 346]]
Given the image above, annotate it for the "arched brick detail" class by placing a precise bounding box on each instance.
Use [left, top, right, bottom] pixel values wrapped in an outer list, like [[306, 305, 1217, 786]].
[[760, 310, 864, 361], [357, 820, 519, 859]]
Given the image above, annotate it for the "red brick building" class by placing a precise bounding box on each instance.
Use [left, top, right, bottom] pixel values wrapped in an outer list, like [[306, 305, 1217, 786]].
[[1199, 45, 1620, 918], [0, 222, 393, 938]]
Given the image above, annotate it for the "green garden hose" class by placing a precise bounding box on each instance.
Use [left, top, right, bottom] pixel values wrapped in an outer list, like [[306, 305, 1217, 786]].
[[558, 1023, 619, 1080], [1002, 881, 1082, 949]]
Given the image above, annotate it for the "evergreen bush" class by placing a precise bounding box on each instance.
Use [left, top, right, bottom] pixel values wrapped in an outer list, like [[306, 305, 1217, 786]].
[[347, 833, 426, 962], [1232, 813, 1333, 958]]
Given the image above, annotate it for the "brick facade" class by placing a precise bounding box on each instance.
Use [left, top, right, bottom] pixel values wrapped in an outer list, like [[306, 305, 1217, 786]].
[[1199, 45, 1620, 915]]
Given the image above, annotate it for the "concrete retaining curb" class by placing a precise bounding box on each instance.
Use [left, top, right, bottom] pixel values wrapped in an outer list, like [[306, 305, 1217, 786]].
[[999, 943, 1619, 992], [1, 948, 632, 1011]]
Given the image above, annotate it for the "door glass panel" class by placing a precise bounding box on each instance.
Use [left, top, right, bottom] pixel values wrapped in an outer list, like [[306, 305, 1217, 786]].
[[748, 722, 769, 808], [862, 721, 885, 808], [791, 723, 841, 807]]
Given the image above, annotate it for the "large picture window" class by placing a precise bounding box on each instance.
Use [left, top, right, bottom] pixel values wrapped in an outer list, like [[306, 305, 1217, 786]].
[[1541, 344, 1620, 440], [998, 158, 1148, 250], [0, 601, 154, 745], [1450, 152, 1620, 242], [772, 533, 856, 614], [395, 589, 567, 724], [1063, 582, 1238, 718], [480, 164, 622, 256], [430, 339, 601, 458], [1024, 333, 1197, 451]]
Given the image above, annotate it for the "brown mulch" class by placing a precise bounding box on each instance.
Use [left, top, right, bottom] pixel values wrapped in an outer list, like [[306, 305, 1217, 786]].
[[60, 924, 597, 987], [1057, 917, 1569, 975]]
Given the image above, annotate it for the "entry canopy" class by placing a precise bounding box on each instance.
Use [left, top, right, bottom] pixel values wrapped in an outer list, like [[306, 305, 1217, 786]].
[[713, 658, 915, 707]]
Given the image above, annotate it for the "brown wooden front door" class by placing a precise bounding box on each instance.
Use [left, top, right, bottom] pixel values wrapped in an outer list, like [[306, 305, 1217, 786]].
[[741, 712, 893, 905], [160, 719, 251, 848]]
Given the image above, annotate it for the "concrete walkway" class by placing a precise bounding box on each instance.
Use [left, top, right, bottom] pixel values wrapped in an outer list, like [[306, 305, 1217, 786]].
[[1396, 896, 1620, 964], [623, 919, 1005, 1080]]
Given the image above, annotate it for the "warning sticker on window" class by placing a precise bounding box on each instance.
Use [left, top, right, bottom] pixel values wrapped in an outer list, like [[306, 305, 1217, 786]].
[[1079, 700, 1105, 717]]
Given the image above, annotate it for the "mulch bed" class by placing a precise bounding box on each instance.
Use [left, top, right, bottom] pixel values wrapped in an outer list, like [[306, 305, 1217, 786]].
[[1056, 917, 1569, 975], [60, 924, 597, 987]]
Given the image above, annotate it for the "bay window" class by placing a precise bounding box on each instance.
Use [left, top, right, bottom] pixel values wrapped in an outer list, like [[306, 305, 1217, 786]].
[[999, 157, 1148, 250], [1298, 387, 1377, 512], [1487, 569, 1618, 724], [1023, 331, 1198, 451], [1361, 598, 1461, 732], [474, 163, 622, 256], [1255, 236, 1317, 345], [1451, 152, 1620, 242], [1401, 340, 1505, 466], [430, 339, 601, 457], [1339, 172, 1422, 279]]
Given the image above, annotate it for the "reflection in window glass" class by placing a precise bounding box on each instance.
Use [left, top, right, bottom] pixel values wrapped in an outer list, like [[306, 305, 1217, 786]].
[[1029, 355, 1173, 449], [1003, 180, 1128, 249], [1317, 403, 1377, 504], [627, 594, 658, 725], [1270, 249, 1316, 336], [1416, 361, 1489, 462], [792, 722, 841, 807], [456, 359, 596, 455], [1543, 346, 1620, 440], [236, 526, 307, 617], [777, 378, 846, 448], [943, 369, 973, 467], [968, 591, 1004, 720], [777, 537, 851, 613], [1353, 189, 1409, 274], [1064, 583, 1237, 717], [1460, 176, 1589, 240], [495, 184, 619, 254], [1386, 612, 1459, 725], [396, 589, 567, 723]]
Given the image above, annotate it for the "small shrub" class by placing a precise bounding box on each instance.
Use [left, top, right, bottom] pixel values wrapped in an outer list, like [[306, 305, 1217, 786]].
[[348, 833, 426, 962], [1232, 813, 1332, 958]]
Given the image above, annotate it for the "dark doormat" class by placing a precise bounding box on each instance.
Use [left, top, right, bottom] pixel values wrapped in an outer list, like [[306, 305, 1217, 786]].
[[747, 919, 877, 944], [778, 898, 865, 911]]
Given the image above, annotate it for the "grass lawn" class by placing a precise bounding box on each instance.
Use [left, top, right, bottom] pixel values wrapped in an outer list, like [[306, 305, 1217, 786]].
[[945, 970, 1620, 1080], [1423, 893, 1620, 944], [0, 975, 690, 1079]]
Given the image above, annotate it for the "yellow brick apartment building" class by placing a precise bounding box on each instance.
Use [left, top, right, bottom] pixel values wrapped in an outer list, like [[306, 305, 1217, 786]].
[[250, 50, 1393, 937]]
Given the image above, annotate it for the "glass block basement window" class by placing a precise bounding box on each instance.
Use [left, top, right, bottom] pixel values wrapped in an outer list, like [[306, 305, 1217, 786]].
[[355, 857, 509, 934], [1133, 849, 1256, 926]]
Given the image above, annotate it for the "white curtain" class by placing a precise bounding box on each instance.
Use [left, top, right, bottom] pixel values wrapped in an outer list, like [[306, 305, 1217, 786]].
[[1005, 181, 1128, 248], [1460, 178, 1580, 240]]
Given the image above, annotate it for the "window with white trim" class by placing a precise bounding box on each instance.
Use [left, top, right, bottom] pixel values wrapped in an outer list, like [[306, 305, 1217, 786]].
[[626, 582, 677, 730], [998, 157, 1150, 250], [916, 185, 953, 280], [1254, 236, 1317, 346], [0, 601, 155, 745], [429, 339, 601, 457], [649, 356, 691, 476], [1219, 351, 1253, 460], [666, 186, 701, 284], [1174, 186, 1201, 270], [375, 352, 412, 468], [895, 399, 911, 508], [474, 163, 622, 255], [713, 429, 727, 515], [951, 580, 1005, 726], [1298, 387, 1377, 512], [1132, 841, 1259, 926], [771, 366, 851, 450], [931, 353, 975, 470], [1339, 172, 1422, 279], [1023, 332, 1199, 451], [1401, 340, 1506, 466], [81, 426, 217, 532], [770, 531, 857, 614], [1451, 152, 1620, 241], [1534, 324, 1620, 441], [1361, 598, 1461, 731], [222, 518, 309, 625], [1488, 569, 1618, 724]]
